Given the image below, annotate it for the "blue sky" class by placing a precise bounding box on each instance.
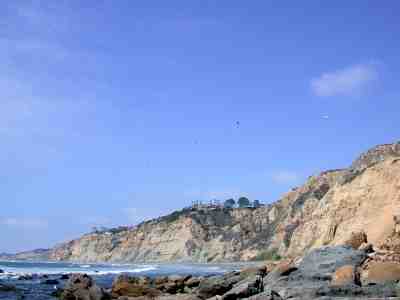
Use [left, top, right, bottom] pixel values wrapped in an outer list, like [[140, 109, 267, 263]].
[[1, 1, 399, 253]]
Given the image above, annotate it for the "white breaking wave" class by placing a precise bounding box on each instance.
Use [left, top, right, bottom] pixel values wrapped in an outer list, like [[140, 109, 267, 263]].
[[0, 265, 158, 277]]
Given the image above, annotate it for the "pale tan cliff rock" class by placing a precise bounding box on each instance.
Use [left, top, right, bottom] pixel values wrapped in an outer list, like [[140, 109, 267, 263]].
[[46, 142, 400, 263]]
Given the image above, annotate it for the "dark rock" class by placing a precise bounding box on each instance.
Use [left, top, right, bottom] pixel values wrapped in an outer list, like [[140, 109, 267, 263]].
[[42, 279, 60, 285], [60, 274, 70, 280], [18, 274, 34, 280], [0, 282, 17, 292], [196, 273, 241, 299], [0, 269, 4, 274]]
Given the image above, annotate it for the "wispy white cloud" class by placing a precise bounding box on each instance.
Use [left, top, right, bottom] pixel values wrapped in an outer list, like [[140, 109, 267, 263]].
[[271, 171, 301, 184], [311, 63, 378, 97], [0, 217, 48, 229]]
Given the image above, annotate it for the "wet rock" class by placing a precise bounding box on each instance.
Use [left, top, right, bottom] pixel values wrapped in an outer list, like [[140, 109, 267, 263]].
[[42, 279, 60, 285], [0, 282, 17, 291], [60, 273, 110, 300], [111, 275, 160, 298], [0, 269, 4, 274], [361, 261, 400, 285], [196, 272, 241, 299], [60, 274, 70, 280], [330, 265, 360, 286], [18, 274, 34, 280]]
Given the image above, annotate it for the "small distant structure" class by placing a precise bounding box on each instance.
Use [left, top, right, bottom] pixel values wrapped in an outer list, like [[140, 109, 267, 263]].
[[190, 198, 265, 210], [191, 199, 224, 210]]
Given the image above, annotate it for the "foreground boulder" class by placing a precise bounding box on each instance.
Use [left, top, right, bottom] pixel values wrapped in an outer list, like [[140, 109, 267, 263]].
[[297, 245, 367, 280], [60, 273, 110, 300], [260, 246, 369, 299]]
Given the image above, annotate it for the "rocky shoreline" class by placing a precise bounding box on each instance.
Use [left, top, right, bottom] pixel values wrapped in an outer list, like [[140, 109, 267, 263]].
[[13, 142, 398, 265], [55, 243, 400, 299], [3, 236, 400, 300]]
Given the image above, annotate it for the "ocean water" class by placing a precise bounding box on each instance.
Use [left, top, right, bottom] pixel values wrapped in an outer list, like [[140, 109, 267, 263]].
[[0, 260, 242, 300]]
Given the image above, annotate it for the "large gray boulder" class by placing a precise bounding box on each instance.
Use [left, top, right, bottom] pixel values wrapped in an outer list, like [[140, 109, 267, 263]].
[[262, 246, 368, 299], [297, 246, 367, 280]]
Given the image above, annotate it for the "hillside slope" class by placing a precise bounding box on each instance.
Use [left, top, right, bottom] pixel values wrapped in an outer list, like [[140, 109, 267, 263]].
[[22, 142, 400, 263]]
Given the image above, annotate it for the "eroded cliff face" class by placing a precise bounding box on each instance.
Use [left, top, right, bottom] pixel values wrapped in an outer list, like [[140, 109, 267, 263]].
[[48, 142, 400, 263]]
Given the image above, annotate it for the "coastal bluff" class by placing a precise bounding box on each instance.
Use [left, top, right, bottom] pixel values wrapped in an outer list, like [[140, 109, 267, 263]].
[[10, 142, 400, 263]]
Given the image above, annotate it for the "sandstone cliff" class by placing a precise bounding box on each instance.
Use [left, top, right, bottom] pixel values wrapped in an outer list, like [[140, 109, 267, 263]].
[[40, 142, 400, 262]]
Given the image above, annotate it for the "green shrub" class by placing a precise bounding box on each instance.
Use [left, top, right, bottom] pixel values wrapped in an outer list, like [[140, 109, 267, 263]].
[[252, 249, 282, 261]]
